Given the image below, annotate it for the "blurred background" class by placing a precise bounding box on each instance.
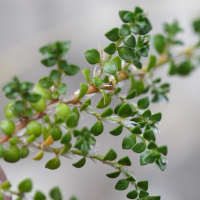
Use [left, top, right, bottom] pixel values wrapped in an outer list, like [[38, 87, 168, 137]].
[[0, 0, 200, 199]]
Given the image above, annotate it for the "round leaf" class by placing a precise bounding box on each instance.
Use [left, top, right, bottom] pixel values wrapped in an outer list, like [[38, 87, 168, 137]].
[[72, 157, 86, 168], [137, 97, 150, 109], [132, 142, 146, 153], [122, 134, 136, 149], [18, 178, 32, 193], [45, 156, 61, 170], [115, 179, 129, 190], [84, 49, 100, 65], [90, 120, 104, 136]]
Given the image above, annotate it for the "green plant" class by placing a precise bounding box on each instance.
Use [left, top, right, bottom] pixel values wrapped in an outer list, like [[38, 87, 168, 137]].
[[0, 6, 200, 200]]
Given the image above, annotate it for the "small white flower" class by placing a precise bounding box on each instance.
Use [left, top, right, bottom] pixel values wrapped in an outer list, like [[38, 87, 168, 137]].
[[122, 119, 136, 129], [88, 143, 99, 157]]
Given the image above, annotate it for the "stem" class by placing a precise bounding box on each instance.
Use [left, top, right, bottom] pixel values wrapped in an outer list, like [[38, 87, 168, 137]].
[[0, 46, 195, 144]]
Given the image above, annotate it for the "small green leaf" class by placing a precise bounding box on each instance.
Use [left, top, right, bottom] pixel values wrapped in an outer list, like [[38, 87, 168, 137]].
[[20, 81, 34, 91], [119, 24, 131, 36], [1, 180, 11, 190], [80, 99, 91, 111], [109, 125, 123, 136], [137, 181, 148, 191], [34, 190, 46, 200], [168, 60, 177, 75], [142, 109, 151, 118], [149, 112, 162, 122], [137, 97, 150, 109], [131, 126, 142, 134], [177, 61, 193, 76], [82, 68, 91, 83], [140, 47, 149, 57], [93, 77, 103, 87], [118, 156, 131, 166], [156, 146, 167, 156], [78, 83, 88, 99], [96, 93, 111, 109], [57, 83, 67, 95], [119, 10, 130, 23], [103, 62, 117, 75], [143, 129, 155, 141], [106, 171, 121, 178], [127, 190, 138, 199], [90, 120, 104, 136], [132, 142, 146, 153], [115, 179, 129, 190], [153, 34, 166, 54], [147, 55, 157, 72], [13, 101, 25, 115], [114, 87, 121, 94], [39, 77, 54, 88], [20, 146, 29, 158], [72, 157, 86, 168], [156, 156, 167, 171], [118, 47, 135, 61], [41, 57, 57, 67], [130, 23, 140, 34], [61, 63, 80, 76], [114, 102, 123, 114], [103, 149, 117, 161], [60, 143, 72, 155], [49, 187, 62, 200], [18, 178, 32, 193], [123, 35, 136, 47], [126, 176, 136, 182], [118, 103, 133, 118], [105, 28, 120, 42], [50, 127, 62, 141], [101, 107, 113, 118], [23, 93, 42, 103], [103, 76, 109, 83], [84, 49, 100, 65], [136, 80, 144, 95], [126, 89, 136, 99], [111, 56, 121, 71], [147, 141, 157, 149], [140, 151, 156, 165], [138, 18, 152, 35], [81, 143, 89, 156], [123, 12, 134, 22], [49, 70, 61, 81], [104, 43, 116, 55], [139, 190, 149, 198], [193, 19, 200, 33], [66, 112, 79, 128], [45, 156, 61, 170], [122, 134, 136, 149], [60, 132, 71, 144]]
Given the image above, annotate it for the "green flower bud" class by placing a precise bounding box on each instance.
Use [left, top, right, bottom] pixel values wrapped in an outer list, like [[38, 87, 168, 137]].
[[4, 101, 16, 119], [30, 97, 46, 112], [50, 127, 62, 141], [0, 119, 15, 136], [4, 145, 20, 163], [33, 84, 52, 100], [20, 146, 29, 158], [56, 103, 71, 119], [26, 121, 42, 137]]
